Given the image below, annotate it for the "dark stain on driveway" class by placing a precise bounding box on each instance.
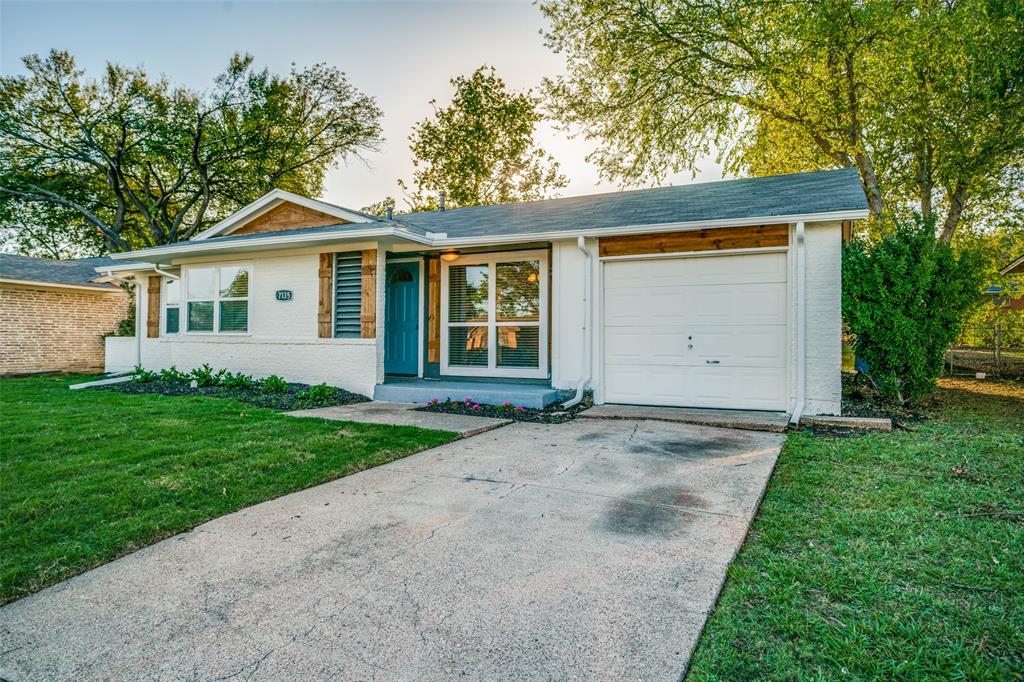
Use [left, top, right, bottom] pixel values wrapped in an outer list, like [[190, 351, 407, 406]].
[[602, 485, 710, 536], [627, 434, 748, 459]]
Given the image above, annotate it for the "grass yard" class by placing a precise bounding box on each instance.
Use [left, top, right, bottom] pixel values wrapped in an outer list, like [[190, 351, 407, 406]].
[[0, 375, 456, 605], [688, 378, 1024, 680]]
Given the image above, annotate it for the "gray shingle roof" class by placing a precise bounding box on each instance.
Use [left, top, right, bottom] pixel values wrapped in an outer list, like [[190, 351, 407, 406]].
[[397, 168, 867, 238], [0, 253, 120, 289]]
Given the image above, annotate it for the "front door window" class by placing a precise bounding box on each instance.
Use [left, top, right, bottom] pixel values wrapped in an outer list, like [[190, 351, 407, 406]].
[[441, 250, 548, 378]]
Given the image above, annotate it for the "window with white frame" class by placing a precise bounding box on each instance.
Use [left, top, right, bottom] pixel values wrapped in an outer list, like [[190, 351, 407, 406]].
[[186, 265, 249, 333], [164, 278, 181, 334], [441, 250, 547, 378]]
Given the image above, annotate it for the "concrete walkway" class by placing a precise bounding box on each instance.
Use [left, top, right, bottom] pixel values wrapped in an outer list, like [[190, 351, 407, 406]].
[[0, 419, 782, 681], [287, 401, 511, 438]]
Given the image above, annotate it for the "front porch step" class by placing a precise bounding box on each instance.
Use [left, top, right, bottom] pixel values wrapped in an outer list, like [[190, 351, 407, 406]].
[[373, 379, 562, 409]]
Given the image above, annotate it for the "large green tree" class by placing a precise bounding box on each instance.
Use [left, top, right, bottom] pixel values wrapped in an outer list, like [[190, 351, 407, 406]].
[[541, 0, 1024, 241], [403, 66, 567, 211], [0, 51, 383, 252]]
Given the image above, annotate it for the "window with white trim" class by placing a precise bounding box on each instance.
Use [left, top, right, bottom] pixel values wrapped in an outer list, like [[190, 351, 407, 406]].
[[185, 265, 249, 333], [441, 250, 548, 378], [164, 278, 180, 334]]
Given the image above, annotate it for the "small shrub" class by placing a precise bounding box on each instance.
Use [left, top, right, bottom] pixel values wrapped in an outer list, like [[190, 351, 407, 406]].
[[843, 214, 984, 404], [159, 366, 189, 383], [297, 383, 335, 402], [220, 371, 255, 390], [189, 363, 224, 388], [130, 365, 158, 383], [260, 374, 289, 393]]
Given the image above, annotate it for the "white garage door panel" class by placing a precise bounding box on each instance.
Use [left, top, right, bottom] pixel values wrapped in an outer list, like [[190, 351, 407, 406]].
[[605, 325, 785, 368], [603, 252, 788, 410]]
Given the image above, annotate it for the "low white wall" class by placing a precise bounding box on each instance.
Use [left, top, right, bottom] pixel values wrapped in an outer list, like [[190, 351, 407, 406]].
[[104, 336, 137, 373], [139, 336, 378, 397], [126, 248, 383, 398]]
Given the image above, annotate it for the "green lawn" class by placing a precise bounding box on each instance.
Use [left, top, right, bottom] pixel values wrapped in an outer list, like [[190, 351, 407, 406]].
[[0, 375, 456, 604], [688, 378, 1024, 680]]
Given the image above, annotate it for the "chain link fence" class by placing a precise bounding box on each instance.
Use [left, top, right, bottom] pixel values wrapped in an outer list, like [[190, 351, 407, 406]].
[[946, 310, 1024, 379]]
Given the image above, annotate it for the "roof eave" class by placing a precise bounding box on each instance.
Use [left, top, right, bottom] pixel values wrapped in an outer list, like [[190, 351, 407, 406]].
[[0, 277, 123, 293]]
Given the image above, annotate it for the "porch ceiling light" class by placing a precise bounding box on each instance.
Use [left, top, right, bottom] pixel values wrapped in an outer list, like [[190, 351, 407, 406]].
[[440, 250, 460, 262]]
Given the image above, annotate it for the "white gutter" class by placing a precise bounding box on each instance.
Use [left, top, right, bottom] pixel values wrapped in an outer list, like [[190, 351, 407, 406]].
[[562, 236, 593, 409], [790, 221, 806, 425]]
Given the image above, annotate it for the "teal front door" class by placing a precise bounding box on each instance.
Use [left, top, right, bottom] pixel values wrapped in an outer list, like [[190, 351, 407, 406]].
[[385, 261, 420, 375]]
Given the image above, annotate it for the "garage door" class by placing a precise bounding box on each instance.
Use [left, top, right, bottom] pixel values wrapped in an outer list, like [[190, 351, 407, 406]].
[[602, 252, 788, 410]]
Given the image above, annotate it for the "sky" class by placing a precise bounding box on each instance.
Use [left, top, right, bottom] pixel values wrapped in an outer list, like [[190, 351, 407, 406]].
[[0, 0, 726, 211]]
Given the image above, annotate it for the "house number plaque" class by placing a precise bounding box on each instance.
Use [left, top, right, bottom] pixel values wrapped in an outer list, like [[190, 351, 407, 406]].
[[275, 290, 293, 301]]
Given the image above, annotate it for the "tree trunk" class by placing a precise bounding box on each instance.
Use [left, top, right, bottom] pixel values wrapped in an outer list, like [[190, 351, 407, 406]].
[[854, 152, 885, 217], [917, 143, 933, 218], [939, 182, 967, 242]]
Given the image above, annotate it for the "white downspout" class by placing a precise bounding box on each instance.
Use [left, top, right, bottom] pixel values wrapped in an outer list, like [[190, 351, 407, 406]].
[[561, 236, 593, 409], [133, 277, 143, 367], [153, 265, 179, 280], [103, 268, 142, 368], [790, 221, 806, 425]]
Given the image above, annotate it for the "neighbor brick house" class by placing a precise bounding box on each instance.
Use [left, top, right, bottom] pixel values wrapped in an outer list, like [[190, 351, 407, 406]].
[[0, 253, 130, 375]]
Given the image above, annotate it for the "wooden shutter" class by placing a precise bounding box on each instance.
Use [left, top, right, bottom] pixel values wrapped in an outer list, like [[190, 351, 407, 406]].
[[360, 249, 377, 338], [317, 253, 333, 338], [147, 276, 160, 338], [427, 258, 440, 363]]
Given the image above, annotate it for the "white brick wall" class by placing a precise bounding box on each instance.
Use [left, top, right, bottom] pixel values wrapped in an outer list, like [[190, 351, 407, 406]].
[[132, 248, 382, 398], [802, 222, 843, 415]]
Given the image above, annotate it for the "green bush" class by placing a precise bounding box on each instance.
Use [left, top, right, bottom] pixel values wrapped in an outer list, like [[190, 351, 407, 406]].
[[159, 366, 189, 383], [297, 383, 335, 403], [188, 363, 224, 388], [130, 365, 158, 383], [259, 375, 289, 393], [842, 214, 983, 404], [220, 371, 255, 390]]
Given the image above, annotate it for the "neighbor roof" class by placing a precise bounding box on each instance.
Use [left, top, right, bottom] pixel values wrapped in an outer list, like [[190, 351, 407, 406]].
[[0, 253, 121, 290], [399, 168, 868, 238], [1000, 254, 1024, 275]]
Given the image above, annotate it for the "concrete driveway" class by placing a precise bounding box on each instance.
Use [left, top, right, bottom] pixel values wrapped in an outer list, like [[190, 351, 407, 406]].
[[0, 418, 782, 681]]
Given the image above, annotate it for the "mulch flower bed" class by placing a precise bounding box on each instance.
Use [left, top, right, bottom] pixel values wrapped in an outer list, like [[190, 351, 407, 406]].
[[102, 379, 369, 412], [838, 372, 931, 429], [417, 391, 593, 424]]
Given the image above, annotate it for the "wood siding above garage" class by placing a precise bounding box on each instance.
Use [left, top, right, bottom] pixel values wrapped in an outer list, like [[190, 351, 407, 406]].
[[598, 224, 789, 258], [232, 202, 348, 236]]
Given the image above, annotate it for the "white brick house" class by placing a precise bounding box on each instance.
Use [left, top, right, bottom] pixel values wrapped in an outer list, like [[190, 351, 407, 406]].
[[101, 169, 867, 418]]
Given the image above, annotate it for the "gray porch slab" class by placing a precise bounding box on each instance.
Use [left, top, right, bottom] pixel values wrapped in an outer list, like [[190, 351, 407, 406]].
[[580, 403, 790, 432], [287, 401, 511, 438], [374, 378, 562, 409]]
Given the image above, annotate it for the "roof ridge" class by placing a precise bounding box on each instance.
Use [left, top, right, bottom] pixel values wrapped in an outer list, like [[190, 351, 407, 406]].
[[399, 167, 860, 219]]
